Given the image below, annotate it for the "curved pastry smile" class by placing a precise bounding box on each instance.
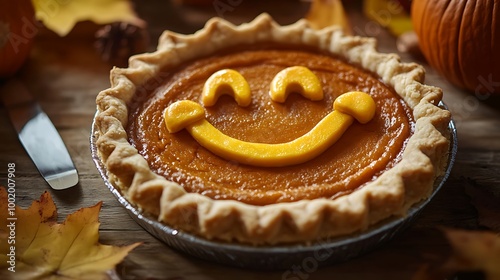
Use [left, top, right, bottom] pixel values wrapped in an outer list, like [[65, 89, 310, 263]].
[[164, 67, 376, 167]]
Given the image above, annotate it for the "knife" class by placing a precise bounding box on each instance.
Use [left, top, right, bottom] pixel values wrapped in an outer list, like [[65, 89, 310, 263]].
[[0, 79, 78, 190]]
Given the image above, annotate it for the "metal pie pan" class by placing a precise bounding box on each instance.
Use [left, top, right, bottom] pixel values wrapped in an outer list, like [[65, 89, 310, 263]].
[[90, 113, 457, 270]]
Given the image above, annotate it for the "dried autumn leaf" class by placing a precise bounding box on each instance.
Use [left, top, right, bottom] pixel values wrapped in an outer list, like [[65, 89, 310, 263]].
[[305, 0, 352, 34], [464, 178, 500, 232], [31, 0, 146, 36], [414, 228, 500, 280], [363, 0, 412, 36], [0, 187, 140, 280]]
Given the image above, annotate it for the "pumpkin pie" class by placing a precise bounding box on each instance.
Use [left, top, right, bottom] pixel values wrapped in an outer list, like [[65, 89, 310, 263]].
[[94, 14, 451, 245]]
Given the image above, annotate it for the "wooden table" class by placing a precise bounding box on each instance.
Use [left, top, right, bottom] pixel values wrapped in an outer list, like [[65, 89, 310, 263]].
[[2, 1, 500, 279]]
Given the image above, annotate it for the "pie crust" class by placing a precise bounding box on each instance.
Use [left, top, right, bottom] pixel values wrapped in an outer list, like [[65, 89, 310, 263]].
[[94, 14, 451, 245]]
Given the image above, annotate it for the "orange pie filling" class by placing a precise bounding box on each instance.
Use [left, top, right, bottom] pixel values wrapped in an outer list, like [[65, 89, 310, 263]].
[[127, 48, 414, 206]]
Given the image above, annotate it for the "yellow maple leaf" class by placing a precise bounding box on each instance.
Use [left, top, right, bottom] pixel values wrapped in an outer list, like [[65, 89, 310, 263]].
[[0, 187, 140, 280], [305, 0, 352, 34], [363, 0, 413, 37], [31, 0, 146, 36]]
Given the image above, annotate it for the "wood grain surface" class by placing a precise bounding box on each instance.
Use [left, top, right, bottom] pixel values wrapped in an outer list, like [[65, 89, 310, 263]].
[[1, 1, 500, 279]]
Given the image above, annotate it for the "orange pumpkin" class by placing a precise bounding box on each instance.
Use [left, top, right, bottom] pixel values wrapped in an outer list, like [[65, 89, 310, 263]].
[[411, 0, 500, 95], [0, 0, 36, 78]]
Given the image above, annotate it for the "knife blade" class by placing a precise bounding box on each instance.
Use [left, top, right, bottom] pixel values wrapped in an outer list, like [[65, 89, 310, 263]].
[[1, 79, 78, 190]]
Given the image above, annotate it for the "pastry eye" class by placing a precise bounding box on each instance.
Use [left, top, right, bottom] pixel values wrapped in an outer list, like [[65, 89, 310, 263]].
[[269, 66, 324, 103], [201, 69, 251, 107]]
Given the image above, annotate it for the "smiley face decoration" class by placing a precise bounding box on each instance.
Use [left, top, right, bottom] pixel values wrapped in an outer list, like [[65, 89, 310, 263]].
[[164, 66, 376, 167]]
